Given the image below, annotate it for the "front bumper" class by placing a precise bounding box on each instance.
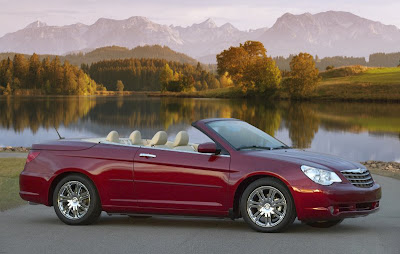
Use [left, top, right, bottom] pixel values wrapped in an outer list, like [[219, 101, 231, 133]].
[[293, 182, 381, 221]]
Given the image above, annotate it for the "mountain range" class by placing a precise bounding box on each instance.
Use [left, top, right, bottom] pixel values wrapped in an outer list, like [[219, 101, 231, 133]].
[[0, 11, 399, 63]]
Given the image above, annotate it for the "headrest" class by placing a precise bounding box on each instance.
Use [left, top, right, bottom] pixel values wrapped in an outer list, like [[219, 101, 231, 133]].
[[129, 130, 142, 145], [173, 131, 189, 147], [150, 131, 168, 146], [106, 131, 119, 143]]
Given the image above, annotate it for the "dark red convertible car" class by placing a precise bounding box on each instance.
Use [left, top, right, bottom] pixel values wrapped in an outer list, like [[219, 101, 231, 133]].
[[20, 118, 381, 232]]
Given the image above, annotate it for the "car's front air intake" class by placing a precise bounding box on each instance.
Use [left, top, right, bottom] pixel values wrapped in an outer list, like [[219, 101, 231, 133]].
[[341, 168, 374, 188]]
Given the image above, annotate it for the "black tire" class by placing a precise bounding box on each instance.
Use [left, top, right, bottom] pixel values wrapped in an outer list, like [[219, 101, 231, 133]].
[[306, 219, 344, 228], [240, 178, 296, 233], [53, 174, 102, 225]]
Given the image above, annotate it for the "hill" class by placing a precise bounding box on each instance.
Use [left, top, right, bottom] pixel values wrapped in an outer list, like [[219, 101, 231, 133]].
[[315, 67, 400, 101], [161, 66, 400, 101], [0, 45, 199, 66]]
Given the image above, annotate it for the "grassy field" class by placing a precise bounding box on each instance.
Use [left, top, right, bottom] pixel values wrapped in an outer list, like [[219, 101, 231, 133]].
[[0, 158, 26, 211], [315, 67, 400, 101], [153, 67, 400, 101]]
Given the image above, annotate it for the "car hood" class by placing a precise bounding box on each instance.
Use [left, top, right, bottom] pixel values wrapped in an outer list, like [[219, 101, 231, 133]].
[[245, 149, 364, 173]]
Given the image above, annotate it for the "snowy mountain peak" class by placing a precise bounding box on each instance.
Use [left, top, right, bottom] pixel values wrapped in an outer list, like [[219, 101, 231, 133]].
[[25, 21, 47, 29], [197, 18, 217, 29], [220, 22, 238, 30], [126, 16, 151, 23]]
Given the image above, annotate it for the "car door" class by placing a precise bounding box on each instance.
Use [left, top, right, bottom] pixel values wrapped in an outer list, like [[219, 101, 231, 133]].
[[133, 146, 230, 212]]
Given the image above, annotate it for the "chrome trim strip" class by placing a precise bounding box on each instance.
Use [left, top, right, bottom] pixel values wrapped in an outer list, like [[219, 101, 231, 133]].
[[139, 153, 157, 158], [342, 172, 370, 177], [341, 168, 368, 174]]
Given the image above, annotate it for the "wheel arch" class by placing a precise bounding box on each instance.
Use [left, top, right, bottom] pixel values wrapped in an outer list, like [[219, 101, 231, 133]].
[[231, 172, 295, 219], [47, 168, 98, 206]]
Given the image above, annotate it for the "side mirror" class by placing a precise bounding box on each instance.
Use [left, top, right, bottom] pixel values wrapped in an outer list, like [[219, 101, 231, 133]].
[[198, 142, 220, 155]]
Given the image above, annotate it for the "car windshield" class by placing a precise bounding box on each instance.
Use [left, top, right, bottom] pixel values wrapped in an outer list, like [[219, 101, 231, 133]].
[[207, 120, 288, 150]]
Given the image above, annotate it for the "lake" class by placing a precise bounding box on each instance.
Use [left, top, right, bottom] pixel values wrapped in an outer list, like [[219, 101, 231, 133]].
[[0, 95, 399, 162]]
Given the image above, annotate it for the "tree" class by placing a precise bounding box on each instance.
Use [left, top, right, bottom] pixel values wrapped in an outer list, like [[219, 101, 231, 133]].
[[196, 62, 202, 72], [326, 65, 335, 71], [116, 80, 124, 92], [243, 57, 281, 93], [13, 54, 28, 88], [194, 81, 202, 91], [159, 64, 174, 91], [283, 53, 320, 98], [201, 80, 208, 90], [4, 83, 12, 95], [28, 53, 42, 89], [208, 78, 221, 89], [216, 41, 281, 94], [219, 72, 233, 87]]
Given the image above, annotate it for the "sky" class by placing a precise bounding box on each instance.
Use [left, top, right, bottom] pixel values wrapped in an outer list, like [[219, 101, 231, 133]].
[[1, 0, 400, 37]]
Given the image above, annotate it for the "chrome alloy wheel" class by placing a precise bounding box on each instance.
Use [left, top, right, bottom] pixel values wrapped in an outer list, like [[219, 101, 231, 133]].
[[57, 181, 90, 220], [247, 186, 287, 227]]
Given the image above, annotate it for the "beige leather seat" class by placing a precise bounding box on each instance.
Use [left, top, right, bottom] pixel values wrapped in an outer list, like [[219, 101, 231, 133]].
[[106, 131, 120, 143], [172, 131, 195, 151], [129, 130, 147, 145], [148, 131, 169, 148]]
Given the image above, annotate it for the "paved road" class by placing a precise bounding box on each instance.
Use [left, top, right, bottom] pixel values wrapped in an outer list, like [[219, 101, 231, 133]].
[[1, 174, 399, 254], [0, 152, 28, 158]]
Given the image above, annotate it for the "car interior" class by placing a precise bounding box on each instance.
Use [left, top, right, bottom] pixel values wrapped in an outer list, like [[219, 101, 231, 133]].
[[85, 130, 201, 152]]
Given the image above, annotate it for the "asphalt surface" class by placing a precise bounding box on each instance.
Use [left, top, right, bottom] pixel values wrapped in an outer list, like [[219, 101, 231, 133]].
[[1, 174, 399, 254], [0, 152, 28, 158]]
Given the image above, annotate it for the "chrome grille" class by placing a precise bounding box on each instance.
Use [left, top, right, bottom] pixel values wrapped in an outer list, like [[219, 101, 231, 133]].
[[341, 168, 374, 188]]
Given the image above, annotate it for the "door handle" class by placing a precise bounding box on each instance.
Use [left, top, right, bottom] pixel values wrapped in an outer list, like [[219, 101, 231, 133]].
[[139, 153, 156, 158]]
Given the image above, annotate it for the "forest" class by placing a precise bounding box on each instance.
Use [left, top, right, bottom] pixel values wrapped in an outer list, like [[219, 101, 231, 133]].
[[1, 42, 399, 95], [84, 59, 221, 92], [0, 54, 103, 95]]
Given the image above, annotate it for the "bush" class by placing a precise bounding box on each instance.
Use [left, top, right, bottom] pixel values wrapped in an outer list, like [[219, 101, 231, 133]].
[[320, 65, 369, 78]]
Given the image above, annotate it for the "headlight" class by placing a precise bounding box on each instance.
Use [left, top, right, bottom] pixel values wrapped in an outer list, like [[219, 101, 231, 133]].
[[300, 165, 342, 186]]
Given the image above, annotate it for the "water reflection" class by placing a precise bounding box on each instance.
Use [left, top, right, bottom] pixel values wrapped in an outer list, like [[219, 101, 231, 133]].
[[0, 95, 399, 162]]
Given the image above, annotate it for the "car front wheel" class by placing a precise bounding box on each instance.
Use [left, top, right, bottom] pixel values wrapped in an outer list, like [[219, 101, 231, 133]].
[[240, 178, 296, 233], [53, 174, 101, 225]]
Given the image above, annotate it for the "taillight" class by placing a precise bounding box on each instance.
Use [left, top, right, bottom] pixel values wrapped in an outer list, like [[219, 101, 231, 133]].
[[26, 151, 40, 163]]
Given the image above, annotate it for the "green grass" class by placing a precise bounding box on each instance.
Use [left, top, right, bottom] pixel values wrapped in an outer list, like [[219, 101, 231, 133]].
[[320, 67, 400, 85], [152, 67, 400, 101], [315, 67, 400, 101], [0, 158, 26, 211]]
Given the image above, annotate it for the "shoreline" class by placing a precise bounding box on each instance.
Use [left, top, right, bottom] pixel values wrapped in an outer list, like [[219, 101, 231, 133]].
[[1, 90, 400, 102], [0, 91, 152, 97], [146, 90, 400, 102], [1, 147, 399, 180]]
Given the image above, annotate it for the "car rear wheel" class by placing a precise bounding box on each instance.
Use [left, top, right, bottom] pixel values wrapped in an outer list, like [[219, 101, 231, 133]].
[[53, 174, 101, 225], [306, 219, 344, 228], [240, 178, 296, 233]]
